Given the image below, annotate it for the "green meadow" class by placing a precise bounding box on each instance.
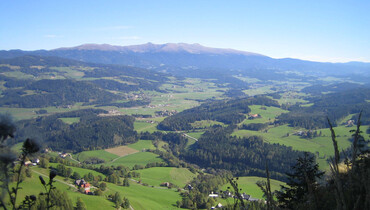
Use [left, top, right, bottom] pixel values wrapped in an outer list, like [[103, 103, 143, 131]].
[[221, 176, 285, 199], [240, 105, 288, 124], [105, 152, 163, 168], [75, 150, 119, 162], [12, 168, 182, 210], [134, 121, 160, 132], [190, 120, 225, 129], [135, 167, 196, 188], [59, 117, 80, 124], [9, 169, 114, 210], [106, 180, 181, 210], [185, 132, 203, 140], [49, 163, 106, 178], [127, 140, 156, 151]]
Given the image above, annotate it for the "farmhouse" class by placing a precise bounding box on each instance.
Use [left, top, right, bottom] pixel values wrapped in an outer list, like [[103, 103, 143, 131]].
[[59, 153, 70, 158], [248, 113, 261, 119], [75, 179, 91, 194]]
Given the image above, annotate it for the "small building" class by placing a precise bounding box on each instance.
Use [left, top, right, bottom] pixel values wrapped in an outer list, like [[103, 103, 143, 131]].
[[24, 161, 32, 166], [75, 179, 91, 194], [241, 193, 250, 200], [248, 113, 261, 119], [160, 182, 172, 187], [60, 153, 69, 158], [209, 191, 219, 197]]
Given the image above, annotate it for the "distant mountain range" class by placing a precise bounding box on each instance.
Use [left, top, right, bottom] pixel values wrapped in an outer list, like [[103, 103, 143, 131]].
[[1, 43, 370, 81], [55, 43, 264, 56]]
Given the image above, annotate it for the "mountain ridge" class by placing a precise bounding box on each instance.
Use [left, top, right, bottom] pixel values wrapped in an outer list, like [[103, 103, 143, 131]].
[[1, 43, 369, 79], [53, 42, 265, 57]]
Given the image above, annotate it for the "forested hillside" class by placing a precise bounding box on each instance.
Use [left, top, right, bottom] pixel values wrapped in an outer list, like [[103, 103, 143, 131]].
[[0, 79, 120, 108], [277, 88, 370, 129], [158, 96, 279, 131], [14, 109, 138, 152], [183, 126, 306, 181], [0, 55, 170, 110]]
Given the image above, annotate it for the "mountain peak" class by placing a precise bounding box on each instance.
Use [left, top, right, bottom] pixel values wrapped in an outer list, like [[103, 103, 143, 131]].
[[54, 43, 264, 56]]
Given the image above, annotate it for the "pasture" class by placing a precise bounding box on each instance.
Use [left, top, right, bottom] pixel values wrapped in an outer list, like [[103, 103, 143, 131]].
[[221, 176, 285, 199], [104, 152, 163, 168], [134, 121, 159, 132], [8, 169, 114, 210], [240, 105, 288, 124], [135, 167, 196, 188], [75, 150, 118, 162], [106, 180, 181, 210], [59, 117, 80, 124], [105, 146, 138, 157], [127, 140, 156, 151]]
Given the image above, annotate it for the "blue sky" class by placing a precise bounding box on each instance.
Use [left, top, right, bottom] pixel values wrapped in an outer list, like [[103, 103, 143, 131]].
[[1, 0, 369, 62]]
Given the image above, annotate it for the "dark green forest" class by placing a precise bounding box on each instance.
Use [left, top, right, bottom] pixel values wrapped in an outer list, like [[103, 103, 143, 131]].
[[14, 109, 138, 152]]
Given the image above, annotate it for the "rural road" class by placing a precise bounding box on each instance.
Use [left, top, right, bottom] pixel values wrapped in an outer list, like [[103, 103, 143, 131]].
[[182, 133, 198, 142], [32, 169, 77, 189]]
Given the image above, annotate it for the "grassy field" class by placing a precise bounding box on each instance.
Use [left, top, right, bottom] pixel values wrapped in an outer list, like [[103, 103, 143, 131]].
[[134, 121, 160, 132], [59, 117, 80, 124], [135, 167, 196, 188], [127, 140, 156, 151], [8, 169, 115, 210], [185, 132, 204, 140], [75, 150, 119, 162], [0, 103, 94, 121], [105, 146, 139, 156], [74, 140, 158, 168], [10, 167, 182, 210], [190, 120, 225, 129], [221, 176, 285, 199], [104, 152, 163, 168], [106, 180, 181, 210], [49, 163, 106, 178], [240, 105, 288, 124]]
